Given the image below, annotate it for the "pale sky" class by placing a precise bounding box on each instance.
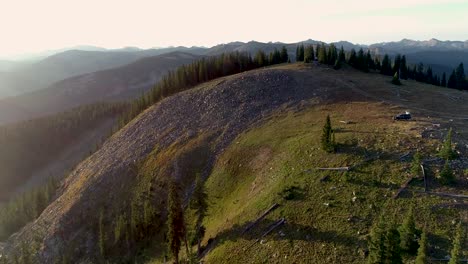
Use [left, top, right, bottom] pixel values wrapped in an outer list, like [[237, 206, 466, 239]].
[[1, 0, 467, 57]]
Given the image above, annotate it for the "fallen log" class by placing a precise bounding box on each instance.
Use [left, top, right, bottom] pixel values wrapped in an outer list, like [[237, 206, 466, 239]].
[[242, 203, 279, 234], [399, 152, 411, 160], [393, 177, 415, 199], [245, 218, 286, 250], [317, 167, 350, 171], [417, 191, 468, 199]]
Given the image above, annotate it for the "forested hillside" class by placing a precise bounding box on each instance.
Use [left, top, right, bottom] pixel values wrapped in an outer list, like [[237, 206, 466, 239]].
[[0, 103, 127, 202]]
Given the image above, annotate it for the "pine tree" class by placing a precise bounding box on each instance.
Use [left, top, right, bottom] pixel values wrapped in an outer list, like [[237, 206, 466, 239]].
[[455, 63, 467, 90], [368, 216, 387, 264], [348, 49, 357, 67], [439, 159, 455, 185], [392, 54, 402, 75], [400, 55, 408, 80], [384, 227, 403, 264], [167, 179, 186, 264], [398, 207, 420, 254], [448, 222, 464, 264], [318, 44, 327, 64], [190, 174, 208, 256], [304, 45, 314, 63], [280, 46, 288, 63], [415, 231, 428, 264], [438, 128, 457, 160], [338, 46, 346, 62], [296, 44, 305, 62], [381, 54, 392, 76], [441, 72, 447, 87], [447, 70, 457, 88], [321, 115, 335, 153], [367, 51, 375, 70]]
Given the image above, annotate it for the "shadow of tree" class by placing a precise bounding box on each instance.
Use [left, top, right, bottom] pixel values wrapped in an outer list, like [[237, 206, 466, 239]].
[[202, 217, 362, 257]]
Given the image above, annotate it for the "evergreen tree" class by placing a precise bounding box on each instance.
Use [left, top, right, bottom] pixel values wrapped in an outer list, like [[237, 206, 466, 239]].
[[415, 231, 428, 264], [374, 57, 381, 71], [368, 216, 387, 264], [441, 72, 447, 87], [296, 44, 305, 62], [280, 46, 288, 63], [328, 44, 338, 65], [455, 63, 467, 90], [189, 174, 208, 256], [381, 54, 392, 76], [398, 207, 420, 254], [392, 54, 402, 76], [167, 179, 186, 264], [338, 46, 346, 62], [321, 115, 335, 153], [438, 128, 457, 160], [348, 49, 357, 67], [439, 159, 455, 185], [357, 48, 368, 72], [384, 227, 403, 264], [448, 221, 464, 264], [416, 63, 425, 82], [400, 55, 408, 80], [304, 45, 314, 63], [254, 50, 267, 67], [426, 67, 433, 84], [447, 70, 457, 88], [318, 44, 328, 64]]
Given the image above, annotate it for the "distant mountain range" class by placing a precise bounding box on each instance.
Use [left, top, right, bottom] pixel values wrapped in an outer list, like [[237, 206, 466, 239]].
[[0, 52, 199, 124]]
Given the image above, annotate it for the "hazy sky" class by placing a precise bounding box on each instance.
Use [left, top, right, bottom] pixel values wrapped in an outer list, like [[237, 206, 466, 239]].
[[1, 0, 467, 57]]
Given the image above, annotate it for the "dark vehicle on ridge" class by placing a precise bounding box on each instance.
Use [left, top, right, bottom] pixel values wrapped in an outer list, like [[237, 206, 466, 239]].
[[394, 111, 411, 120]]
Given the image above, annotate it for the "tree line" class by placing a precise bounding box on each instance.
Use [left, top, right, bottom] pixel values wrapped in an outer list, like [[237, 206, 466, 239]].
[[295, 43, 468, 90], [119, 49, 289, 127]]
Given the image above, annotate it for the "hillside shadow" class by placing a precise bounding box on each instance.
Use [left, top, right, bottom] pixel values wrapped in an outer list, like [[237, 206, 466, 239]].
[[202, 217, 361, 257]]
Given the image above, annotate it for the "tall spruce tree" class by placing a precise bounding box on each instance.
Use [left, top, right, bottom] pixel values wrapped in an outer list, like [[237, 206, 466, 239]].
[[339, 46, 346, 62], [455, 63, 467, 89], [296, 44, 305, 62], [392, 54, 402, 76], [321, 115, 335, 153], [368, 216, 387, 264], [384, 227, 403, 264], [438, 128, 457, 160], [400, 55, 408, 79], [381, 54, 392, 76], [280, 46, 288, 63], [348, 49, 357, 67], [439, 159, 455, 185], [318, 44, 328, 64], [398, 207, 420, 254], [415, 231, 428, 264], [167, 179, 186, 264], [447, 70, 457, 88], [304, 45, 314, 63]]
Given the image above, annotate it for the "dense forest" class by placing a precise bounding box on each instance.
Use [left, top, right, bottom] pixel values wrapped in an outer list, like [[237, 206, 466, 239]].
[[295, 43, 468, 89], [0, 103, 127, 201]]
